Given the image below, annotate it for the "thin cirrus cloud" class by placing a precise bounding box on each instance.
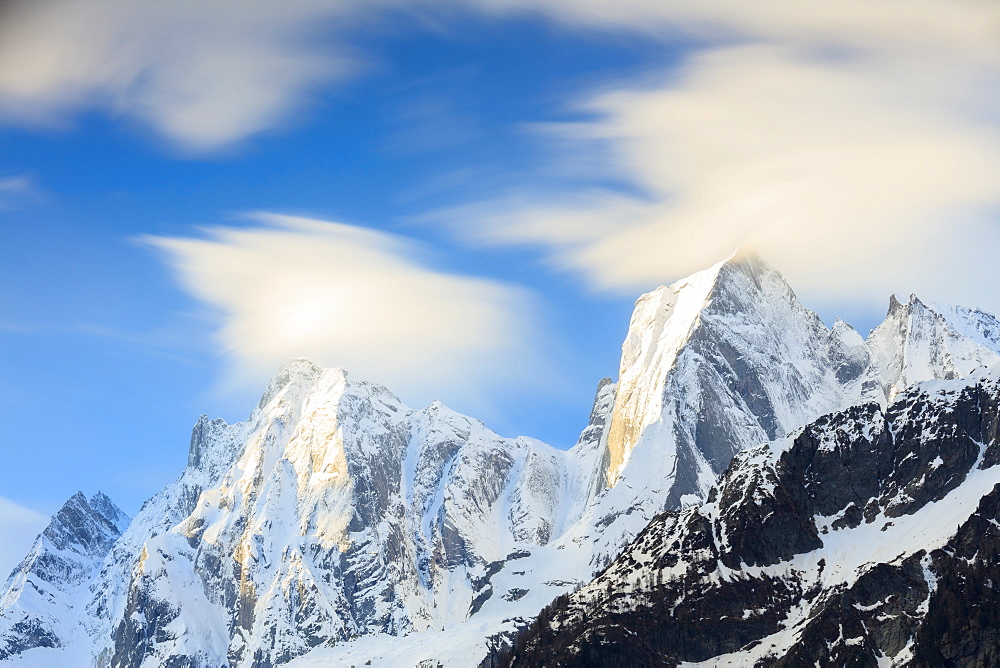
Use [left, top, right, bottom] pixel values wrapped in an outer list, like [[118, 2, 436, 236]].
[[436, 0, 1000, 316], [0, 0, 375, 152], [4, 0, 999, 312], [0, 174, 37, 209], [143, 214, 547, 412]]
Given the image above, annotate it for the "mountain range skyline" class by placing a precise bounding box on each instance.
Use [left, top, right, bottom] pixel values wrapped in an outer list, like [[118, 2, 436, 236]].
[[0, 248, 994, 580], [5, 2, 1000, 575], [3, 2, 999, 664], [5, 253, 1000, 665]]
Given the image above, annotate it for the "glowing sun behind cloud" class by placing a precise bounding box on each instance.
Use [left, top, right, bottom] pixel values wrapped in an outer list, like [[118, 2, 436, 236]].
[[144, 213, 548, 413]]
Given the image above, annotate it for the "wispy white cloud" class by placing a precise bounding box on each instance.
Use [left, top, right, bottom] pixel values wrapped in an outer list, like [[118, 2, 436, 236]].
[[0, 175, 33, 193], [5, 0, 998, 336], [0, 174, 39, 209], [0, 0, 374, 152], [144, 214, 551, 413], [0, 497, 47, 579], [436, 0, 1000, 316], [0, 319, 209, 367]]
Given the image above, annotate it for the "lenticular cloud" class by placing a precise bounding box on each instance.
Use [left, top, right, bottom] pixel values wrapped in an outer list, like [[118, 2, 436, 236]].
[[143, 213, 545, 411]]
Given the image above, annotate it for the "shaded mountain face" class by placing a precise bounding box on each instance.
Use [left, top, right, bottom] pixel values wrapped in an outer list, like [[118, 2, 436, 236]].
[[3, 253, 1000, 667], [606, 254, 877, 494], [0, 492, 129, 662], [504, 374, 1000, 667], [591, 254, 880, 555]]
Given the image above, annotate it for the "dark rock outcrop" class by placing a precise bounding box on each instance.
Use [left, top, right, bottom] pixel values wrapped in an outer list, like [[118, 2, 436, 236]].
[[504, 377, 1000, 667]]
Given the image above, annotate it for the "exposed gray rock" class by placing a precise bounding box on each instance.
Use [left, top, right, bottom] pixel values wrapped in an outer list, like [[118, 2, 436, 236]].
[[504, 375, 1000, 667], [0, 491, 129, 661]]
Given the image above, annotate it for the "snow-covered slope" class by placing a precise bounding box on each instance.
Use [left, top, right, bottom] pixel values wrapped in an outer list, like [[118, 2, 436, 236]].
[[557, 253, 884, 575], [869, 293, 1000, 400], [507, 371, 1000, 666], [79, 361, 611, 667], [4, 253, 1000, 667], [0, 492, 128, 664], [607, 253, 883, 499]]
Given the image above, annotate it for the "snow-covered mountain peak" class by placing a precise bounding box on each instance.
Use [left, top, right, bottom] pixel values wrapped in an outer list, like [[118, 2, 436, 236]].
[[604, 257, 726, 485], [10, 254, 1000, 667], [254, 357, 326, 411], [527, 253, 885, 598], [0, 491, 129, 662], [70, 359, 613, 667], [85, 492, 130, 536], [831, 316, 855, 333], [603, 252, 870, 496], [868, 293, 1000, 400], [830, 317, 866, 353], [886, 292, 916, 313], [38, 491, 128, 559]]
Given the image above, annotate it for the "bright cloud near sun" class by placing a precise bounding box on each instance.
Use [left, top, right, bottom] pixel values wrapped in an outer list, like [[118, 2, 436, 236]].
[[144, 214, 548, 411], [5, 0, 999, 411]]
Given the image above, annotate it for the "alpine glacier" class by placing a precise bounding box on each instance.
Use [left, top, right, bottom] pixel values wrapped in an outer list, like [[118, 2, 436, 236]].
[[3, 252, 1000, 667]]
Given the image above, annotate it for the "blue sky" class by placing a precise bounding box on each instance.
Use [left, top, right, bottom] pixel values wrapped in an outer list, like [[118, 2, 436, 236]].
[[2, 0, 1000, 575]]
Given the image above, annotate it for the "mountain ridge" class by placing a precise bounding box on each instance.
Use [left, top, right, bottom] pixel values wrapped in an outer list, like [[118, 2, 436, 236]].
[[4, 253, 1000, 666], [0, 491, 129, 663], [503, 369, 1000, 666]]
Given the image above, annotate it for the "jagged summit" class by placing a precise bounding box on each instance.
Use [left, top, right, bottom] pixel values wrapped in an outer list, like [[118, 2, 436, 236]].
[[36, 491, 128, 560], [5, 254, 1000, 667], [0, 491, 129, 662], [605, 253, 782, 476], [255, 357, 326, 410], [76, 361, 609, 667], [716, 246, 781, 281], [869, 292, 1000, 399], [85, 492, 129, 535], [604, 251, 873, 498], [887, 292, 912, 315]]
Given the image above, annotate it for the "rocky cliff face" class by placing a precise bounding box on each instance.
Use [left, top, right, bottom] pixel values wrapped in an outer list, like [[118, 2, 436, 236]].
[[504, 372, 1000, 667], [600, 254, 880, 530], [82, 362, 610, 667], [0, 492, 128, 662], [3, 254, 1000, 667]]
